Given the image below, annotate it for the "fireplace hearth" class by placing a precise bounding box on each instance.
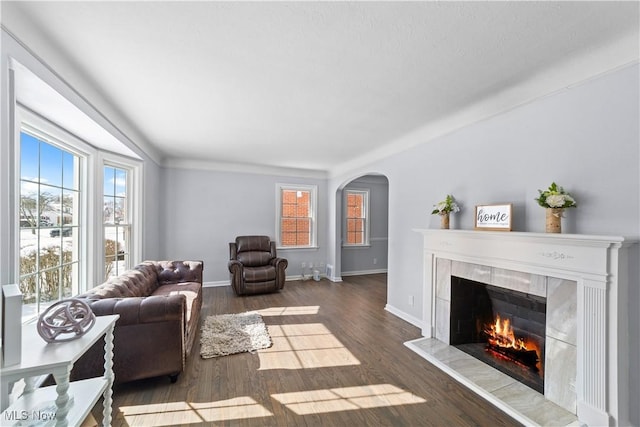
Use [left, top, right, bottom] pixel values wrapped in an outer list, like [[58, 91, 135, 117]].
[[450, 276, 545, 393]]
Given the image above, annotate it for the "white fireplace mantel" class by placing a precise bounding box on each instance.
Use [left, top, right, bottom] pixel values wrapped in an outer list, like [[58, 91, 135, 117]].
[[414, 229, 636, 427]]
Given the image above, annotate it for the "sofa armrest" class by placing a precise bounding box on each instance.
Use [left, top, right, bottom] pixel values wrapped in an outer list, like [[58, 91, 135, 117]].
[[86, 295, 186, 327], [155, 260, 203, 286]]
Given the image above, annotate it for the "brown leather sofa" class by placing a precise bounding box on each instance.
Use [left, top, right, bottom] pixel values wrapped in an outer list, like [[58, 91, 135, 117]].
[[72, 260, 203, 383], [228, 236, 288, 295]]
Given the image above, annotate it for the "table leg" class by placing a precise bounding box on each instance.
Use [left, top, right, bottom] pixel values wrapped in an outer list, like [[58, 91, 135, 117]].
[[52, 366, 71, 427], [102, 323, 115, 427]]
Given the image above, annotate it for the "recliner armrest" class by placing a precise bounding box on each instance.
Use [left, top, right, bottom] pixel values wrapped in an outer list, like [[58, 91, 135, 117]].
[[270, 257, 288, 270], [228, 260, 243, 274]]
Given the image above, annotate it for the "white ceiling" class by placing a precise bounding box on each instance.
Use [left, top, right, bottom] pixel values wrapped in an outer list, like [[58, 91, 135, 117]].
[[2, 1, 639, 175]]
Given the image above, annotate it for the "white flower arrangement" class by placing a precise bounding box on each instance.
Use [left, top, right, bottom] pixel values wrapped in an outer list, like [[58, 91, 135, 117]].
[[431, 194, 460, 215], [535, 182, 577, 209]]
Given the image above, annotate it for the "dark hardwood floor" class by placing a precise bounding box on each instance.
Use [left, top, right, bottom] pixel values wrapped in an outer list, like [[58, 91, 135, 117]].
[[99, 274, 521, 426]]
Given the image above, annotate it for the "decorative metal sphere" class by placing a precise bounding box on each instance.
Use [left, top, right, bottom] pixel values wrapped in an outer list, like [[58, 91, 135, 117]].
[[37, 298, 96, 343]]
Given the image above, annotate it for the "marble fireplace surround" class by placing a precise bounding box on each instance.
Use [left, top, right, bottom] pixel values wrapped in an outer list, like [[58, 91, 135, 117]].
[[441, 261, 567, 400], [412, 230, 634, 427]]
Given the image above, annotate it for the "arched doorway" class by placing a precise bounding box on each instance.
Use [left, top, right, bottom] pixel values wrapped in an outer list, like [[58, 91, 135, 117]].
[[337, 174, 389, 291]]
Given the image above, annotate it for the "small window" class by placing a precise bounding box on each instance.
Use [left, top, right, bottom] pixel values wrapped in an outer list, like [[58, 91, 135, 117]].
[[344, 189, 369, 246], [276, 184, 317, 248], [103, 165, 130, 280]]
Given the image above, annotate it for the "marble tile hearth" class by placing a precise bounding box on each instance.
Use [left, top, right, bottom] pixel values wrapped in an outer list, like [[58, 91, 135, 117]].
[[405, 337, 578, 427]]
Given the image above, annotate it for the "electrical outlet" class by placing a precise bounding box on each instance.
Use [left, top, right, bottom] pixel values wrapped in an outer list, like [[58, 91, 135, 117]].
[[409, 295, 414, 306], [301, 262, 306, 268], [373, 258, 377, 265]]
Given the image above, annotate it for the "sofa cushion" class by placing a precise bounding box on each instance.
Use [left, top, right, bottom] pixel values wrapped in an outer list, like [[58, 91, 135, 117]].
[[152, 282, 201, 325]]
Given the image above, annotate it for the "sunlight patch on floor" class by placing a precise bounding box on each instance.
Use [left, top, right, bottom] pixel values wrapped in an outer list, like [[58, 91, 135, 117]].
[[271, 384, 427, 415], [258, 306, 320, 316], [119, 397, 273, 426], [258, 323, 360, 370]]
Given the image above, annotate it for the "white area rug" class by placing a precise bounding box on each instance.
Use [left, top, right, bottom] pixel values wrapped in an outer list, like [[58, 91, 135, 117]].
[[200, 311, 272, 359]]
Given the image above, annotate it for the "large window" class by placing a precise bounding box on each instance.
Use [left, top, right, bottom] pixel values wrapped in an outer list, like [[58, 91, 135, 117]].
[[276, 184, 317, 248], [15, 108, 142, 322], [344, 189, 369, 246], [103, 165, 130, 280], [19, 129, 81, 321], [8, 61, 143, 324]]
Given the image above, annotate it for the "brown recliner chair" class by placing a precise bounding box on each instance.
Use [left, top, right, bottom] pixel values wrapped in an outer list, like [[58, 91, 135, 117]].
[[228, 236, 288, 295]]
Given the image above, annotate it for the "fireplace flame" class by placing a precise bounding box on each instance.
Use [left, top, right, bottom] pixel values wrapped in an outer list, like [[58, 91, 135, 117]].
[[485, 315, 529, 351]]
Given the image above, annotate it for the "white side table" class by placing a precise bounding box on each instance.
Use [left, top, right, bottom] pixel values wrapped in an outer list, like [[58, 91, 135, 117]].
[[1, 314, 118, 427]]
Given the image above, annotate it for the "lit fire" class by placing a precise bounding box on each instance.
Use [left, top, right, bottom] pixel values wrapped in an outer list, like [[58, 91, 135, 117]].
[[484, 314, 528, 350], [484, 314, 541, 371]]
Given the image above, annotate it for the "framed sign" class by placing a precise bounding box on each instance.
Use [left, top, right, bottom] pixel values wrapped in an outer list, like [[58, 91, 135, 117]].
[[475, 204, 512, 231]]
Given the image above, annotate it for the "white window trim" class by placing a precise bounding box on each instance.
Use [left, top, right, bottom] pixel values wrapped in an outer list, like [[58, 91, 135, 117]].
[[275, 183, 318, 250], [343, 188, 370, 247], [3, 49, 145, 322], [16, 107, 95, 311], [99, 152, 143, 281], [15, 107, 143, 300]]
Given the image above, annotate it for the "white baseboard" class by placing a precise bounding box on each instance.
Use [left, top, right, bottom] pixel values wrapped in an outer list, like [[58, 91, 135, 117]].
[[384, 304, 424, 329], [203, 280, 230, 288], [341, 269, 388, 277]]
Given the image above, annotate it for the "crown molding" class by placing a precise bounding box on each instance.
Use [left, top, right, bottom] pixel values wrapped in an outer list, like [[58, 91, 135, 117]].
[[162, 157, 328, 179]]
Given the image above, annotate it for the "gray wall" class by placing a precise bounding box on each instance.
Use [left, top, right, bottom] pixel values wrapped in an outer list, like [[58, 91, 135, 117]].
[[341, 175, 389, 275], [160, 167, 327, 283], [142, 160, 163, 261], [328, 63, 640, 424]]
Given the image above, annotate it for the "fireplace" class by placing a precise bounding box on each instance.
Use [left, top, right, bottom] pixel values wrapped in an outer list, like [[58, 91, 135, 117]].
[[450, 276, 546, 393], [410, 229, 635, 427]]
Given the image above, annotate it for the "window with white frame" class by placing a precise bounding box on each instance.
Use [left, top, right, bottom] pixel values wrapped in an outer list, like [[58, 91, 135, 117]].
[[103, 164, 130, 280], [18, 126, 83, 321], [16, 108, 142, 322], [344, 189, 369, 246], [276, 184, 317, 248]]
